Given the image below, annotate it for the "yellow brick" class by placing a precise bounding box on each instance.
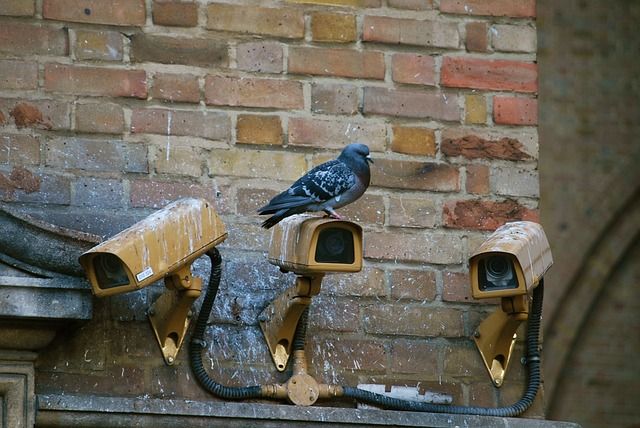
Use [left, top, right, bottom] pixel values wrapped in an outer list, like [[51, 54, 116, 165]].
[[391, 126, 436, 156], [465, 94, 487, 124], [236, 115, 283, 145], [311, 12, 357, 43], [209, 149, 307, 181], [156, 145, 203, 177]]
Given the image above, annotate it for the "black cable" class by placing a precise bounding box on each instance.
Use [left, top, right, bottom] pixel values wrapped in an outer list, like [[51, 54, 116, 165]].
[[292, 306, 310, 352], [342, 280, 545, 417], [189, 247, 263, 399]]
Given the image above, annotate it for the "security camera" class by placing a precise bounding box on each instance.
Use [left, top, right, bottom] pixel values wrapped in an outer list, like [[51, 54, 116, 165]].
[[79, 197, 227, 365], [469, 221, 552, 299], [260, 214, 363, 372], [79, 198, 227, 297], [468, 221, 553, 387], [267, 214, 363, 275]]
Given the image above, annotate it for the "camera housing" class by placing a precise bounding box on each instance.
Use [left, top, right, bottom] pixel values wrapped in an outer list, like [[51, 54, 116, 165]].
[[267, 214, 363, 275], [79, 198, 227, 297], [469, 221, 553, 299], [468, 221, 553, 387], [261, 215, 363, 372], [78, 198, 227, 365]]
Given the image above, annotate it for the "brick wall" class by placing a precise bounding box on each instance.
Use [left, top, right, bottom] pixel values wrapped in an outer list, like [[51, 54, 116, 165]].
[[0, 0, 540, 415]]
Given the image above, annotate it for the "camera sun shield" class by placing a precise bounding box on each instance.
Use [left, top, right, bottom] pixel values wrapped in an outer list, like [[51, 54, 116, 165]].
[[470, 221, 553, 299], [267, 214, 363, 275], [79, 198, 227, 297]]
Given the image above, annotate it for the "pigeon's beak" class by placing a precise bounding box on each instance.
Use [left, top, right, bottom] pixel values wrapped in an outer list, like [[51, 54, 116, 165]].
[[366, 155, 374, 164]]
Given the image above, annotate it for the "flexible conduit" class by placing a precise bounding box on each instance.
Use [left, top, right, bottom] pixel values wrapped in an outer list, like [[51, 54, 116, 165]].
[[190, 248, 544, 416], [342, 279, 545, 416], [189, 248, 263, 399]]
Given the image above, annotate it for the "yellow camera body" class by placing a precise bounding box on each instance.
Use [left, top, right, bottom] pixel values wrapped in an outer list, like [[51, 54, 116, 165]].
[[267, 214, 363, 275], [79, 198, 226, 297]]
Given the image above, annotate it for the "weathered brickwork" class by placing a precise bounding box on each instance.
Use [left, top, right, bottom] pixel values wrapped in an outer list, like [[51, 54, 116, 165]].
[[0, 0, 540, 417]]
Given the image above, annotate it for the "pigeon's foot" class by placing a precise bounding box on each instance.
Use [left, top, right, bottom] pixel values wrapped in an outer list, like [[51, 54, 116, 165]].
[[324, 208, 343, 219]]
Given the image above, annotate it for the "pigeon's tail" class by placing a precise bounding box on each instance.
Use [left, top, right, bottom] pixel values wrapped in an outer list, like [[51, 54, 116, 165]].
[[261, 209, 289, 229]]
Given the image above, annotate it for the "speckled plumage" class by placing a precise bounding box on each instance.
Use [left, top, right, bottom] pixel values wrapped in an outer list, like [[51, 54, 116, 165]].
[[257, 143, 373, 229]]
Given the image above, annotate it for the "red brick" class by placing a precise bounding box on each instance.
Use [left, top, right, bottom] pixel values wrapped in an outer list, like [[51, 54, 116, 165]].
[[73, 30, 123, 61], [0, 134, 40, 164], [442, 199, 539, 230], [371, 159, 459, 191], [390, 269, 436, 301], [442, 271, 473, 303], [465, 164, 490, 195], [43, 0, 146, 26], [204, 75, 303, 110], [309, 298, 359, 332], [311, 12, 357, 43], [440, 0, 536, 18], [206, 4, 304, 39], [441, 57, 537, 93], [391, 339, 439, 374], [322, 267, 385, 297], [152, 0, 198, 27], [311, 83, 358, 115], [236, 41, 283, 74], [309, 337, 386, 373], [364, 304, 464, 337], [44, 64, 147, 99], [391, 126, 436, 156], [150, 73, 200, 103], [0, 168, 70, 205], [288, 117, 386, 152], [391, 53, 436, 86], [75, 102, 125, 134], [365, 230, 463, 264], [130, 34, 228, 68], [130, 180, 216, 208], [441, 134, 532, 161], [0, 0, 35, 16], [3, 100, 70, 130], [0, 22, 68, 56], [443, 344, 487, 379], [465, 21, 488, 52], [388, 196, 437, 228], [289, 47, 384, 80], [0, 60, 37, 90], [236, 115, 282, 145], [493, 96, 538, 125], [363, 15, 459, 48], [363, 87, 461, 122], [364, 87, 459, 121], [131, 108, 230, 140]]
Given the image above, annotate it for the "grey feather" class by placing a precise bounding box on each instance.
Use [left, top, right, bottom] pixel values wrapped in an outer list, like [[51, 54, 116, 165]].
[[257, 143, 373, 229]]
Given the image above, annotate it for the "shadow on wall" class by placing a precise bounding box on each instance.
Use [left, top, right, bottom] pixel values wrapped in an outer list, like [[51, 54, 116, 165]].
[[538, 0, 640, 426]]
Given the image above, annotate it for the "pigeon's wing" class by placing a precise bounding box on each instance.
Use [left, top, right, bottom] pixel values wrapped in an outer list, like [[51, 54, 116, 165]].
[[258, 160, 355, 213]]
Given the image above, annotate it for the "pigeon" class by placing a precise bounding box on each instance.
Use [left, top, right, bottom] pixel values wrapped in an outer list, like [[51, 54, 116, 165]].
[[258, 143, 374, 229]]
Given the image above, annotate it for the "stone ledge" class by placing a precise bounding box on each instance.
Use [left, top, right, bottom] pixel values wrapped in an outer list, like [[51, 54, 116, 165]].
[[36, 394, 582, 428]]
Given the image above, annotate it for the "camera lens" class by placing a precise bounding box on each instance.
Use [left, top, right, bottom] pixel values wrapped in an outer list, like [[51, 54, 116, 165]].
[[315, 227, 355, 264], [486, 256, 510, 279], [93, 253, 130, 289], [479, 255, 517, 290]]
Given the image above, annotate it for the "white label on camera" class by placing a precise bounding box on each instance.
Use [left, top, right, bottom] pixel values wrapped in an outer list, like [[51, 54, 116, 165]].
[[136, 267, 154, 282]]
